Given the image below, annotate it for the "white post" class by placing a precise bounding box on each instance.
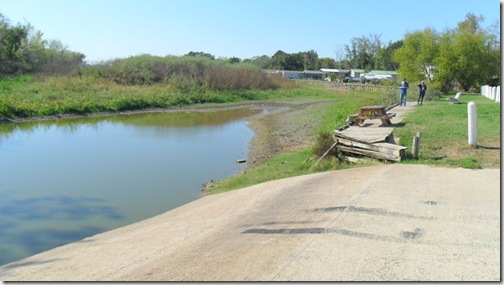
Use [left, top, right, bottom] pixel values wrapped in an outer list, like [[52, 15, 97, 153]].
[[412, 132, 422, 159], [468, 102, 477, 147], [496, 86, 501, 103], [491, 87, 497, 101]]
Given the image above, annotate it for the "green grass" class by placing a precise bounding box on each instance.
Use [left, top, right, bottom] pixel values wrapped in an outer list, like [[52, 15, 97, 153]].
[[0, 75, 289, 118], [394, 93, 500, 168], [206, 149, 315, 194]]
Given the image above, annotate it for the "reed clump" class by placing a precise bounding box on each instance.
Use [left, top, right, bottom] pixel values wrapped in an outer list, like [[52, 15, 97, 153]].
[[80, 55, 281, 91]]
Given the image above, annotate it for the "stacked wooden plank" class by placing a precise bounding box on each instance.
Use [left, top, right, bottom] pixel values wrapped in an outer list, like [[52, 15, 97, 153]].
[[334, 125, 407, 162]]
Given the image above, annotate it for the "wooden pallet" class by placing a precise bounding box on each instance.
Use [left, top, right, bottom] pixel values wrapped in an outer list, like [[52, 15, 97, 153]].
[[334, 126, 407, 162]]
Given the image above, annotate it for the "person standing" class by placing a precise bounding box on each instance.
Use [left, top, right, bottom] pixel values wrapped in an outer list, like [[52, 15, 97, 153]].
[[399, 78, 409, 106], [417, 81, 427, 105]]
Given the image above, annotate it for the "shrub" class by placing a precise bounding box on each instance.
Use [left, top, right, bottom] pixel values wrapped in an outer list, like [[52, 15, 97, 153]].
[[312, 130, 337, 157], [381, 89, 399, 106], [83, 55, 280, 92], [425, 88, 441, 101]]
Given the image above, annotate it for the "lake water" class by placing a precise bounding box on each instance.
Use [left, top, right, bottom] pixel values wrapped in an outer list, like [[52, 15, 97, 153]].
[[0, 107, 266, 266]]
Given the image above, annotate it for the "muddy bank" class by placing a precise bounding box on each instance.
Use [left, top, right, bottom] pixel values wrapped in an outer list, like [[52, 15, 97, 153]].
[[245, 101, 333, 169]]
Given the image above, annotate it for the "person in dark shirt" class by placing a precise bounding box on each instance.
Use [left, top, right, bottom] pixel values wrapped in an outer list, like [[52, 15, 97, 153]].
[[417, 81, 427, 105]]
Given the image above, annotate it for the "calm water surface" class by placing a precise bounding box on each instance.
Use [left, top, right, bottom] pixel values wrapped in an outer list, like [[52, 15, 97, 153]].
[[0, 107, 265, 265]]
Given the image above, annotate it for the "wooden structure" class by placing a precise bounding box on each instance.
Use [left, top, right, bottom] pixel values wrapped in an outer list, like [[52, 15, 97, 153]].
[[334, 105, 407, 162], [334, 126, 407, 162], [346, 105, 396, 126]]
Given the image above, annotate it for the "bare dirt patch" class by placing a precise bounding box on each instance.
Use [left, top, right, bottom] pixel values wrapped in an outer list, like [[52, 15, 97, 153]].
[[245, 100, 337, 169]]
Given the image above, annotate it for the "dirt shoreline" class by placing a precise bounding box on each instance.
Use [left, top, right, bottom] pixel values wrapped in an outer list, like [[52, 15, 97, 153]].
[[244, 101, 331, 169]]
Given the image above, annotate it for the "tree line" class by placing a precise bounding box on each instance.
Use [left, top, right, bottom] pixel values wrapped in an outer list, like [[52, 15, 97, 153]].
[[0, 14, 85, 76], [239, 13, 500, 92], [394, 13, 500, 92], [0, 12, 499, 93]]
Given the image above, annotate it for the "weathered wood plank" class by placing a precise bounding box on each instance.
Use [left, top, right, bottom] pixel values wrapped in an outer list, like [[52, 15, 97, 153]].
[[336, 138, 407, 157], [336, 144, 403, 162], [334, 118, 404, 161], [337, 129, 392, 134], [334, 131, 392, 143]]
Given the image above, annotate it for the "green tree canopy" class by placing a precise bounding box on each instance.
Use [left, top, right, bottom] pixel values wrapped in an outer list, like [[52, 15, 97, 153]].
[[185, 51, 215, 60], [392, 13, 500, 92], [302, 49, 319, 70], [393, 28, 439, 83], [0, 13, 85, 76], [269, 50, 305, 71], [375, 40, 402, 71], [318, 57, 337, 69], [345, 34, 382, 70]]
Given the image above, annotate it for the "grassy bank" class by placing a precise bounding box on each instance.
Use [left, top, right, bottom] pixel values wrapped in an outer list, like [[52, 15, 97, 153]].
[[0, 75, 283, 118], [207, 92, 500, 194], [0, 54, 295, 119], [394, 93, 500, 168]]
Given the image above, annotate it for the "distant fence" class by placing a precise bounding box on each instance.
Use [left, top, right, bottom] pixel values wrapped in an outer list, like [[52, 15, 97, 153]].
[[481, 85, 500, 102], [299, 80, 395, 93]]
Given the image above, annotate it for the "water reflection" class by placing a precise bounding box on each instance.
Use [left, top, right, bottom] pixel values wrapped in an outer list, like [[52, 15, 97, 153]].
[[0, 195, 123, 221], [10, 226, 106, 258], [0, 107, 263, 266]]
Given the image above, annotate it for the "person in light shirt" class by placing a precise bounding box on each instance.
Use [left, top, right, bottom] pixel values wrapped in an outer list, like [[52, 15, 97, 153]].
[[399, 78, 409, 106]]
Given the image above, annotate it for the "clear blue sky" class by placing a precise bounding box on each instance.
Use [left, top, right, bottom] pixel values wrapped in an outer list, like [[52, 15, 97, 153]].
[[0, 0, 500, 63]]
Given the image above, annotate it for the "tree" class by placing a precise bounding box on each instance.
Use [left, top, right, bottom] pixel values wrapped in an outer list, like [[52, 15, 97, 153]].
[[284, 53, 304, 70], [457, 12, 483, 34], [269, 50, 288, 70], [269, 50, 303, 70], [375, 40, 402, 71], [41, 39, 85, 74], [19, 23, 47, 72], [393, 28, 439, 83], [333, 44, 346, 69], [434, 13, 500, 92], [302, 49, 319, 70], [437, 30, 497, 91], [345, 33, 382, 69], [318, 57, 336, 69], [0, 14, 28, 74], [335, 59, 352, 69], [227, 57, 241, 64], [185, 51, 215, 60], [0, 14, 84, 76], [247, 55, 270, 69]]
